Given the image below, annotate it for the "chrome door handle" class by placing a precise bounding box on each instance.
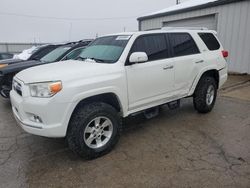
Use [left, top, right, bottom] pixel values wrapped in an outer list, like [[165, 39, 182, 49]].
[[195, 60, 204, 64], [163, 65, 174, 70]]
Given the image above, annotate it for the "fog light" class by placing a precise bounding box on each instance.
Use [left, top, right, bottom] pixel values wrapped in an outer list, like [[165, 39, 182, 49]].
[[30, 114, 43, 123]]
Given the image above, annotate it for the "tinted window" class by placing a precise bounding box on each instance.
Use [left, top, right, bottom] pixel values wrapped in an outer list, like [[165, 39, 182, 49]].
[[29, 46, 57, 60], [199, 33, 220, 50], [65, 47, 85, 60], [40, 46, 71, 63], [131, 34, 169, 61], [169, 33, 199, 57]]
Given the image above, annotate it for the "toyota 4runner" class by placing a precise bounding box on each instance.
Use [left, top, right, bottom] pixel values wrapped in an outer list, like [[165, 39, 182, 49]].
[[10, 29, 228, 159]]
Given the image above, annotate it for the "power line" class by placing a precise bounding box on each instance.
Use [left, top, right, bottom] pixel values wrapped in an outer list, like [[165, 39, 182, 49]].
[[0, 11, 138, 21]]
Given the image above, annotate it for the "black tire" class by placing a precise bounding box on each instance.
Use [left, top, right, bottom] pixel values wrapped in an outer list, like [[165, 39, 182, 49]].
[[67, 102, 122, 159], [193, 76, 217, 113]]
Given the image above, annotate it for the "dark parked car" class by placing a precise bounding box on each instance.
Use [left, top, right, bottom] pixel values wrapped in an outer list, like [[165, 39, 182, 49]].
[[0, 40, 92, 98], [0, 44, 60, 65], [0, 53, 13, 60]]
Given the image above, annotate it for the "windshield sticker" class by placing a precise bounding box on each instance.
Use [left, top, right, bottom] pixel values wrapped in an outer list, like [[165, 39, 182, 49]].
[[116, 36, 131, 40]]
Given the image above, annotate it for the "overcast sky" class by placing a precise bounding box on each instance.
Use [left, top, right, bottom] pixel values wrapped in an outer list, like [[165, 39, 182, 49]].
[[0, 0, 187, 43]]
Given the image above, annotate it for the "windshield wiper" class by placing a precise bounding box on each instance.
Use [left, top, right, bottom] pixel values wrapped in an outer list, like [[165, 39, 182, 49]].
[[76, 56, 87, 61], [76, 57, 106, 63], [89, 58, 106, 63]]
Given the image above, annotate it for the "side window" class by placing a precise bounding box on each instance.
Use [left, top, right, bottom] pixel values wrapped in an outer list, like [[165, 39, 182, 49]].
[[131, 34, 169, 61], [198, 33, 220, 51], [169, 33, 200, 57], [64, 47, 85, 60], [30, 46, 55, 60]]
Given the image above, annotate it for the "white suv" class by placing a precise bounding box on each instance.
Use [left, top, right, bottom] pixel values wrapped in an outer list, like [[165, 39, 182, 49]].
[[10, 29, 228, 159]]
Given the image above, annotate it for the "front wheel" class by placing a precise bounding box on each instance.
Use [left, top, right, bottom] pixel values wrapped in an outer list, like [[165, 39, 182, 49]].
[[193, 76, 217, 113], [67, 102, 122, 159]]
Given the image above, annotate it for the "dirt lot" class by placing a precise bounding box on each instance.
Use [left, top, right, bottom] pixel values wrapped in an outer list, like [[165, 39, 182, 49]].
[[0, 75, 250, 188]]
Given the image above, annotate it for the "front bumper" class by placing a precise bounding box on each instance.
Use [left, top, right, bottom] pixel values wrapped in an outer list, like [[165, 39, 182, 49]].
[[10, 89, 76, 138]]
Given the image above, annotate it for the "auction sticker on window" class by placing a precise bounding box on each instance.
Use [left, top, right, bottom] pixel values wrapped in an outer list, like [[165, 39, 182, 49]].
[[116, 36, 131, 40]]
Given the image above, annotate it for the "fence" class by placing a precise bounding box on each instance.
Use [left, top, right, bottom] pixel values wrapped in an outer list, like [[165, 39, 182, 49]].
[[0, 43, 45, 54]]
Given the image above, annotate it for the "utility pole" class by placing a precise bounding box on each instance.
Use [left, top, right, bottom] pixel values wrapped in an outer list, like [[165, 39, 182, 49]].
[[68, 22, 72, 42], [176, 0, 180, 4]]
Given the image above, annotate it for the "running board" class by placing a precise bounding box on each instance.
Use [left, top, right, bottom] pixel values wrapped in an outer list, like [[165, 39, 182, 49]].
[[168, 100, 180, 110]]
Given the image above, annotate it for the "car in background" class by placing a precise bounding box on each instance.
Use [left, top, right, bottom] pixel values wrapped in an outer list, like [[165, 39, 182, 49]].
[[0, 53, 13, 60], [0, 44, 60, 65], [13, 46, 41, 60], [0, 40, 92, 98]]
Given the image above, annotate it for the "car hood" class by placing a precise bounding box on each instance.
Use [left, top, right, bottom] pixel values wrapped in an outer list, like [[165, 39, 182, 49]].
[[16, 60, 120, 84], [0, 58, 24, 65], [0, 60, 43, 74]]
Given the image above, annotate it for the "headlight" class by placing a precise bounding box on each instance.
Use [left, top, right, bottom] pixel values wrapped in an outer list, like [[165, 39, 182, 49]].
[[29, 81, 62, 98], [0, 64, 8, 69]]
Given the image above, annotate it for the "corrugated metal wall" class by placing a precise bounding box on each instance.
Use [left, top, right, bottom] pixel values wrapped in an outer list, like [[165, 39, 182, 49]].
[[139, 1, 250, 74], [163, 14, 217, 30]]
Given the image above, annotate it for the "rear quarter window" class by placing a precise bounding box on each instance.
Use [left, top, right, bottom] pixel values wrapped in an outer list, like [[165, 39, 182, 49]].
[[198, 33, 220, 51], [168, 33, 200, 57]]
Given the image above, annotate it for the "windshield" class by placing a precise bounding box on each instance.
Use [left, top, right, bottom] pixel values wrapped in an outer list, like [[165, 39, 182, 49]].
[[40, 46, 71, 63], [78, 35, 131, 63]]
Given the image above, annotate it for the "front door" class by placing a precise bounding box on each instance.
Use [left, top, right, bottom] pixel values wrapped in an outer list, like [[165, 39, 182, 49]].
[[126, 34, 174, 111]]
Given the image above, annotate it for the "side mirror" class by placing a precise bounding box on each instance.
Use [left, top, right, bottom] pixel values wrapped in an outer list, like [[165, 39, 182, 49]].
[[129, 52, 148, 64]]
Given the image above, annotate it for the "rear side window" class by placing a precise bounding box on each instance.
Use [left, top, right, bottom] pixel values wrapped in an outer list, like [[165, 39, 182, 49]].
[[131, 34, 169, 61], [198, 33, 220, 50], [168, 33, 200, 57]]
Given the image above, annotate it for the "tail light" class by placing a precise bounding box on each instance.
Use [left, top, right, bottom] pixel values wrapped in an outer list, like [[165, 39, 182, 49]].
[[222, 50, 229, 58]]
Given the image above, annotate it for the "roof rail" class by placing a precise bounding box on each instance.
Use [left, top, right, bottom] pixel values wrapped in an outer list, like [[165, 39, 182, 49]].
[[64, 39, 93, 45], [162, 27, 209, 30]]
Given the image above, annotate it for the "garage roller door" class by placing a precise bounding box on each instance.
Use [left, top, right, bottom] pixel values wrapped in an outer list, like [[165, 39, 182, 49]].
[[163, 14, 217, 30]]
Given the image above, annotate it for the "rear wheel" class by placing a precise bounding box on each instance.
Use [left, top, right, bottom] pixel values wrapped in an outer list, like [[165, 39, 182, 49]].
[[67, 102, 122, 159], [193, 76, 217, 113]]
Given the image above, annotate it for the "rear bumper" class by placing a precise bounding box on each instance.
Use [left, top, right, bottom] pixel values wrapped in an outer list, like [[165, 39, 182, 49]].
[[218, 67, 228, 89]]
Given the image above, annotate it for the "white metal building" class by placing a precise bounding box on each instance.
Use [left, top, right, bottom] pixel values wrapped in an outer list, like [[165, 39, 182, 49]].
[[138, 0, 250, 74]]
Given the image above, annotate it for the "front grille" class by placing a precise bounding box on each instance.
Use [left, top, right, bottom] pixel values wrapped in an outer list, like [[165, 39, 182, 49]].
[[13, 80, 22, 96]]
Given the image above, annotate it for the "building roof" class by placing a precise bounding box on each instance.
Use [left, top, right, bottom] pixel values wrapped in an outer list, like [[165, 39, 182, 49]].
[[138, 0, 246, 21]]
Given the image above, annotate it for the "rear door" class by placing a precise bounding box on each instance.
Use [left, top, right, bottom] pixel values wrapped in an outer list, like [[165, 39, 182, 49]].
[[167, 32, 203, 95], [126, 34, 175, 111]]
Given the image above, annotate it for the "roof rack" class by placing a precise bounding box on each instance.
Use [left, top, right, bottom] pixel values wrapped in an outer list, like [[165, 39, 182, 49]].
[[64, 39, 93, 45], [161, 27, 209, 30]]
